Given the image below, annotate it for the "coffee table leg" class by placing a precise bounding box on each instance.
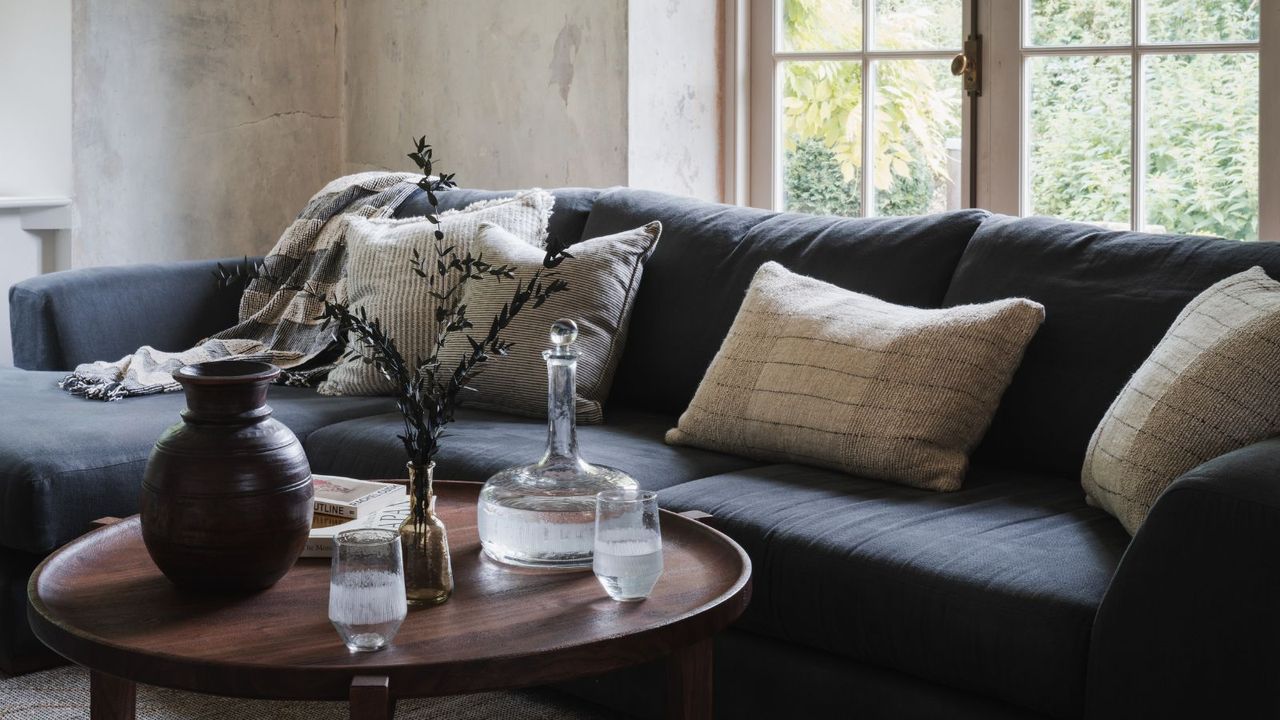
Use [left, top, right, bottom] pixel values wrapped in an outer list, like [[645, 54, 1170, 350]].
[[90, 670, 136, 720], [350, 675, 395, 720], [665, 638, 713, 720]]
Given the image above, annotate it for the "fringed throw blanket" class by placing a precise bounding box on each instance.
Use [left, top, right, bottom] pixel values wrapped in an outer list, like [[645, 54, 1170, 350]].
[[60, 172, 422, 400]]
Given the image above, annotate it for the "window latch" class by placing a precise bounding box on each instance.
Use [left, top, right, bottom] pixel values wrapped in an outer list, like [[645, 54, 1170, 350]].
[[951, 34, 983, 97]]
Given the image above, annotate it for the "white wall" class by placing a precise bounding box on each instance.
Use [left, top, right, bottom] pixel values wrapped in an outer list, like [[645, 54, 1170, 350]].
[[0, 0, 73, 366], [0, 0, 72, 197], [627, 0, 722, 200]]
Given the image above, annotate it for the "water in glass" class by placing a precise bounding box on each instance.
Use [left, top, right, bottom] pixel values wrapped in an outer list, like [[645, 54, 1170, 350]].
[[329, 528, 407, 652], [593, 489, 663, 601]]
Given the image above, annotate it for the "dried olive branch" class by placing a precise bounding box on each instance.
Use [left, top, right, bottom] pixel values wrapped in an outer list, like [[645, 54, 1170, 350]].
[[217, 138, 572, 521]]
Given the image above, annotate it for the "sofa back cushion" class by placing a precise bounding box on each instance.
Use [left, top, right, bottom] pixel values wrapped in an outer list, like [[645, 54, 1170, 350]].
[[582, 188, 988, 415], [395, 187, 599, 245], [943, 215, 1280, 479]]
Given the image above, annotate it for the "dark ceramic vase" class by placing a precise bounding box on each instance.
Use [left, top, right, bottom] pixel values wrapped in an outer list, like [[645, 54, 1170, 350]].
[[140, 360, 313, 592]]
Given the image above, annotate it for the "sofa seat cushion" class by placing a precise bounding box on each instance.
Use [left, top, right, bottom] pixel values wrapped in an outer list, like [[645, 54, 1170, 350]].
[[658, 463, 1131, 720], [303, 406, 762, 490], [0, 369, 395, 554]]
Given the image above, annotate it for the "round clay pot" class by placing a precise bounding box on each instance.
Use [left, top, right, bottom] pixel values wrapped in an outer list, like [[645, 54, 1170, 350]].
[[140, 360, 313, 592]]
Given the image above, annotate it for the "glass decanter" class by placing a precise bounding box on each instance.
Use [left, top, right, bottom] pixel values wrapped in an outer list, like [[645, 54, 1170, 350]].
[[477, 319, 639, 569]]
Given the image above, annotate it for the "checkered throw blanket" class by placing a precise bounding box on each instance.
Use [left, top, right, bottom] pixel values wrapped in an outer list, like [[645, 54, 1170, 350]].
[[59, 172, 422, 400]]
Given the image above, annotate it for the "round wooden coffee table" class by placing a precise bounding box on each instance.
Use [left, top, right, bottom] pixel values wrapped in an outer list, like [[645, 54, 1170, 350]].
[[27, 481, 751, 720]]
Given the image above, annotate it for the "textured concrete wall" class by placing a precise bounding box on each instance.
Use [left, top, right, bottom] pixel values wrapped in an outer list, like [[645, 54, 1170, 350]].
[[67, 0, 720, 270], [342, 0, 629, 190], [628, 0, 722, 201], [72, 1, 343, 267]]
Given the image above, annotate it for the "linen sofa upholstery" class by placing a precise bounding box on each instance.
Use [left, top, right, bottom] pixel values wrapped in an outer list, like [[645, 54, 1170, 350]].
[[582, 188, 989, 415], [394, 186, 600, 247], [0, 368, 395, 556], [304, 407, 761, 490], [1087, 436, 1280, 719], [659, 463, 1129, 720], [6, 186, 1280, 718], [8, 258, 247, 372], [565, 628, 1050, 720], [944, 214, 1280, 478]]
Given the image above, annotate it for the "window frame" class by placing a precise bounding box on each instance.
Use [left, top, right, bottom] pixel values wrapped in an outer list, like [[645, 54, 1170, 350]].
[[983, 0, 1279, 239], [747, 0, 974, 216], [740, 0, 1280, 241]]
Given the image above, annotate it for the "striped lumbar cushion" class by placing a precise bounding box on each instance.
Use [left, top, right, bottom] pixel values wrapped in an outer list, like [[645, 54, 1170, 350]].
[[666, 261, 1045, 491], [438, 221, 661, 423], [1083, 266, 1280, 534], [319, 190, 553, 397]]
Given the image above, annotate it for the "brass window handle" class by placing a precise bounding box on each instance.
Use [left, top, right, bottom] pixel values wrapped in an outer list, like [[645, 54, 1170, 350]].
[[951, 34, 983, 97]]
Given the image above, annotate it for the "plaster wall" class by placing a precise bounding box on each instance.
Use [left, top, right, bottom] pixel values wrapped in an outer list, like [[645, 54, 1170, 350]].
[[627, 0, 722, 201], [342, 0, 630, 190], [71, 0, 344, 268]]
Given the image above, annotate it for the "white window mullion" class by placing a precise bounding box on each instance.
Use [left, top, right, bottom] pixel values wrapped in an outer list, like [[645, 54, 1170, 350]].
[[750, 0, 974, 215], [1130, 0, 1143, 232], [746, 0, 773, 210], [1260, 1, 1280, 240], [979, 0, 1020, 215], [861, 0, 874, 217]]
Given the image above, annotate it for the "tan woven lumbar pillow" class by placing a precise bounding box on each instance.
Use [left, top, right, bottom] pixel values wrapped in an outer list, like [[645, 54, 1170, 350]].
[[666, 262, 1045, 491], [1083, 266, 1280, 534]]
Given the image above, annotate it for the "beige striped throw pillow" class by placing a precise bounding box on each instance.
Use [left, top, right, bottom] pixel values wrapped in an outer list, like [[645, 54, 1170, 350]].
[[438, 221, 661, 423], [319, 190, 553, 396], [1083, 266, 1280, 534], [666, 262, 1045, 491]]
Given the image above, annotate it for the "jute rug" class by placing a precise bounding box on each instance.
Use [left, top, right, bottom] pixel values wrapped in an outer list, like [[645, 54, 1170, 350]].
[[0, 665, 619, 719]]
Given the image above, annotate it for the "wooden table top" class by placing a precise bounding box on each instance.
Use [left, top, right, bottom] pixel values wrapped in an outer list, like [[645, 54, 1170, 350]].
[[27, 481, 752, 701]]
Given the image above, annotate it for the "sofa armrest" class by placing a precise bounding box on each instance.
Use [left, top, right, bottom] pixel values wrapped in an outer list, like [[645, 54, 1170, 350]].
[[1086, 437, 1280, 718], [8, 257, 256, 371]]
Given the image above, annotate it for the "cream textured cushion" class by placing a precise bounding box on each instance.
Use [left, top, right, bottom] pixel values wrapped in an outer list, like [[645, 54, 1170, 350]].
[[438, 221, 661, 423], [319, 190, 553, 396], [1082, 266, 1280, 534], [666, 262, 1045, 491]]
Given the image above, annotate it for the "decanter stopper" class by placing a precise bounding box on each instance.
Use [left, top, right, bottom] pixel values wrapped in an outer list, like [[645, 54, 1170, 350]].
[[548, 318, 579, 356]]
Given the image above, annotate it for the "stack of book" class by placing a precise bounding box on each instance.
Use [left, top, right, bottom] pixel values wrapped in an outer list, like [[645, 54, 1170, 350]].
[[305, 475, 410, 558]]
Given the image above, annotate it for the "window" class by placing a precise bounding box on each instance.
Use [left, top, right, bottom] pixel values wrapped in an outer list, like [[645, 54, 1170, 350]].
[[1022, 0, 1261, 239], [746, 0, 1279, 240], [750, 0, 967, 218]]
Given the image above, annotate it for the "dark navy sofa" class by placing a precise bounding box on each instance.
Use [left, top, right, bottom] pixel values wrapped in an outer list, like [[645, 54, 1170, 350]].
[[6, 186, 1280, 719]]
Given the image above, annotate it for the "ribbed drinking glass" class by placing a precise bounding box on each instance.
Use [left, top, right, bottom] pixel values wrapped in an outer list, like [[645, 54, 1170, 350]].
[[329, 528, 407, 652]]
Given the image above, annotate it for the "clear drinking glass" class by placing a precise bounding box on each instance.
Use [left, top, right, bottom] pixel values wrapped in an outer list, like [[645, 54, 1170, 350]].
[[593, 489, 663, 602], [329, 528, 407, 652]]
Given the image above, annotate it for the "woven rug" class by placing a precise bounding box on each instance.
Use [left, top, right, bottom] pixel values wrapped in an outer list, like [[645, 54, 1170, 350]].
[[0, 665, 620, 719]]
